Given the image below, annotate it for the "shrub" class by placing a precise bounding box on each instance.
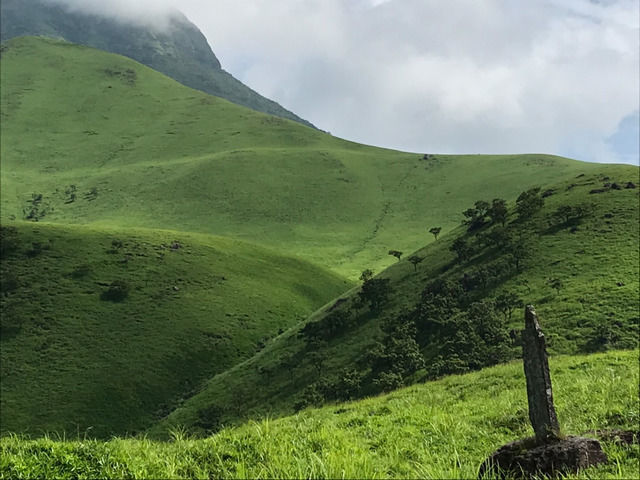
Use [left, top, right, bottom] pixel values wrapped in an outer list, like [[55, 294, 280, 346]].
[[100, 280, 130, 302]]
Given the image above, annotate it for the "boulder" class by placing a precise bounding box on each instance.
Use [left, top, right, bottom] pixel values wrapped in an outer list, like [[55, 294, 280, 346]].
[[478, 436, 607, 479]]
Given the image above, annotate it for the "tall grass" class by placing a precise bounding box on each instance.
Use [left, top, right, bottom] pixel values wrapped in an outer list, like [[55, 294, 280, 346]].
[[1, 351, 637, 479]]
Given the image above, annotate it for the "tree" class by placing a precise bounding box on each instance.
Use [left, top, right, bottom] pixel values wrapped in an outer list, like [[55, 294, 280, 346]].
[[505, 238, 533, 272], [515, 187, 544, 219], [306, 338, 329, 373], [388, 249, 403, 261], [408, 255, 424, 272], [462, 200, 490, 231], [429, 227, 442, 240], [358, 277, 392, 311], [488, 198, 508, 226], [484, 225, 512, 249], [495, 291, 523, 321], [550, 203, 593, 226], [450, 238, 473, 261], [359, 269, 374, 283]]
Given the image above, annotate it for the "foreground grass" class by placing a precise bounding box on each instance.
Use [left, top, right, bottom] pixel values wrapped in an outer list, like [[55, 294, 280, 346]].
[[0, 222, 349, 437], [1, 350, 638, 479]]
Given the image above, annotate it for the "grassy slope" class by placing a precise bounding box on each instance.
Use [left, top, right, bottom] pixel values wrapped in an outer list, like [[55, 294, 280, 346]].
[[153, 167, 639, 435], [1, 350, 638, 479], [0, 37, 606, 279], [0, 0, 314, 127], [0, 222, 349, 437]]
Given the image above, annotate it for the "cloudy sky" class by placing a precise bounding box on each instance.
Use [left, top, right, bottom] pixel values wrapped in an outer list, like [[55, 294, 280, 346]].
[[54, 0, 639, 164]]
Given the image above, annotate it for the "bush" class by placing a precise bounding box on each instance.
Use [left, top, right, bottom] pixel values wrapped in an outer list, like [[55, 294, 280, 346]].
[[0, 227, 20, 259], [100, 280, 130, 302]]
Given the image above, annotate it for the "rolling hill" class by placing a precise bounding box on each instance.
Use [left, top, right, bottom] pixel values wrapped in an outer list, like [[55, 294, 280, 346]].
[[0, 222, 349, 437], [0, 34, 637, 468], [0, 36, 611, 279], [152, 168, 639, 437], [0, 0, 314, 127]]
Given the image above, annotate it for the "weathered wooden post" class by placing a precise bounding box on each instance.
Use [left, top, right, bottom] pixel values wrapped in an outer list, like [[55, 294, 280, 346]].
[[522, 305, 560, 443]]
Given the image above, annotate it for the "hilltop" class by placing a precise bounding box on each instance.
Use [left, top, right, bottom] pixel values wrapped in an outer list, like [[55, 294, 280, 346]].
[[0, 36, 609, 278], [0, 0, 314, 127]]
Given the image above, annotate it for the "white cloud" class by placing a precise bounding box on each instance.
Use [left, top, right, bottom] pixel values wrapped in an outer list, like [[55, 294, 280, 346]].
[[48, 0, 640, 164]]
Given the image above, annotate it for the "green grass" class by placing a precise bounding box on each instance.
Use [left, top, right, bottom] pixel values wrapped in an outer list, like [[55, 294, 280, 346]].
[[153, 169, 639, 435], [0, 222, 349, 437], [0, 36, 610, 279], [1, 350, 638, 479], [0, 0, 314, 127]]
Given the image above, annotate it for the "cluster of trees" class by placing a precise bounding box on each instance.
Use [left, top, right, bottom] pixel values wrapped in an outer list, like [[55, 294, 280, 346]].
[[293, 185, 602, 410], [412, 278, 517, 377], [462, 198, 508, 231]]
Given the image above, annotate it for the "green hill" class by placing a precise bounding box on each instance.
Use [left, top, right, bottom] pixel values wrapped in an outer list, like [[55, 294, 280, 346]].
[[153, 168, 639, 436], [1, 350, 637, 479], [0, 0, 314, 127], [0, 222, 349, 437], [1, 36, 638, 451], [0, 37, 609, 279]]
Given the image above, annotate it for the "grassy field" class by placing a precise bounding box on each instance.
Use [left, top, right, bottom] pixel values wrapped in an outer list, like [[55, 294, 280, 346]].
[[0, 37, 608, 279], [1, 350, 637, 479], [153, 167, 639, 436], [0, 222, 349, 437]]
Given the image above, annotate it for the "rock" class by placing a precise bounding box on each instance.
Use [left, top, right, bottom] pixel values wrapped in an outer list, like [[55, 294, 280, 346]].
[[610, 182, 621, 190], [589, 188, 607, 194], [625, 182, 637, 189], [542, 189, 555, 198], [478, 436, 608, 479], [522, 306, 560, 443]]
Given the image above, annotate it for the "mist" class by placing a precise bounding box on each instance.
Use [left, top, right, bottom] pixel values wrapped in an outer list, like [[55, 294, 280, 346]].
[[42, 0, 178, 28]]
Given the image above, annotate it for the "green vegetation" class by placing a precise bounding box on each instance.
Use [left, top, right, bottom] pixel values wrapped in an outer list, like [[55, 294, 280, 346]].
[[0, 0, 313, 127], [0, 37, 610, 279], [2, 350, 637, 479], [154, 170, 638, 435], [0, 222, 348, 437], [0, 36, 638, 479]]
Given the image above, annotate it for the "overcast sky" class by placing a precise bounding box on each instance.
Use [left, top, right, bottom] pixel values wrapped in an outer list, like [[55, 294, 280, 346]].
[[53, 0, 639, 164]]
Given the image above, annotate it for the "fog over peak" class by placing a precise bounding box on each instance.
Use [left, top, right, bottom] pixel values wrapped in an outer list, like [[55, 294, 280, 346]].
[[43, 0, 178, 29]]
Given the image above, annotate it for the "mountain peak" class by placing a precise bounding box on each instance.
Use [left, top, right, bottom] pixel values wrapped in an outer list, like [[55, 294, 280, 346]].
[[0, 0, 314, 127]]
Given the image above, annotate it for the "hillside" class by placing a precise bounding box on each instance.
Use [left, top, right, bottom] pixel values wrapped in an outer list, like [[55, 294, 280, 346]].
[[0, 37, 609, 279], [0, 0, 314, 128], [2, 350, 637, 479], [153, 168, 639, 436], [0, 222, 349, 437]]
